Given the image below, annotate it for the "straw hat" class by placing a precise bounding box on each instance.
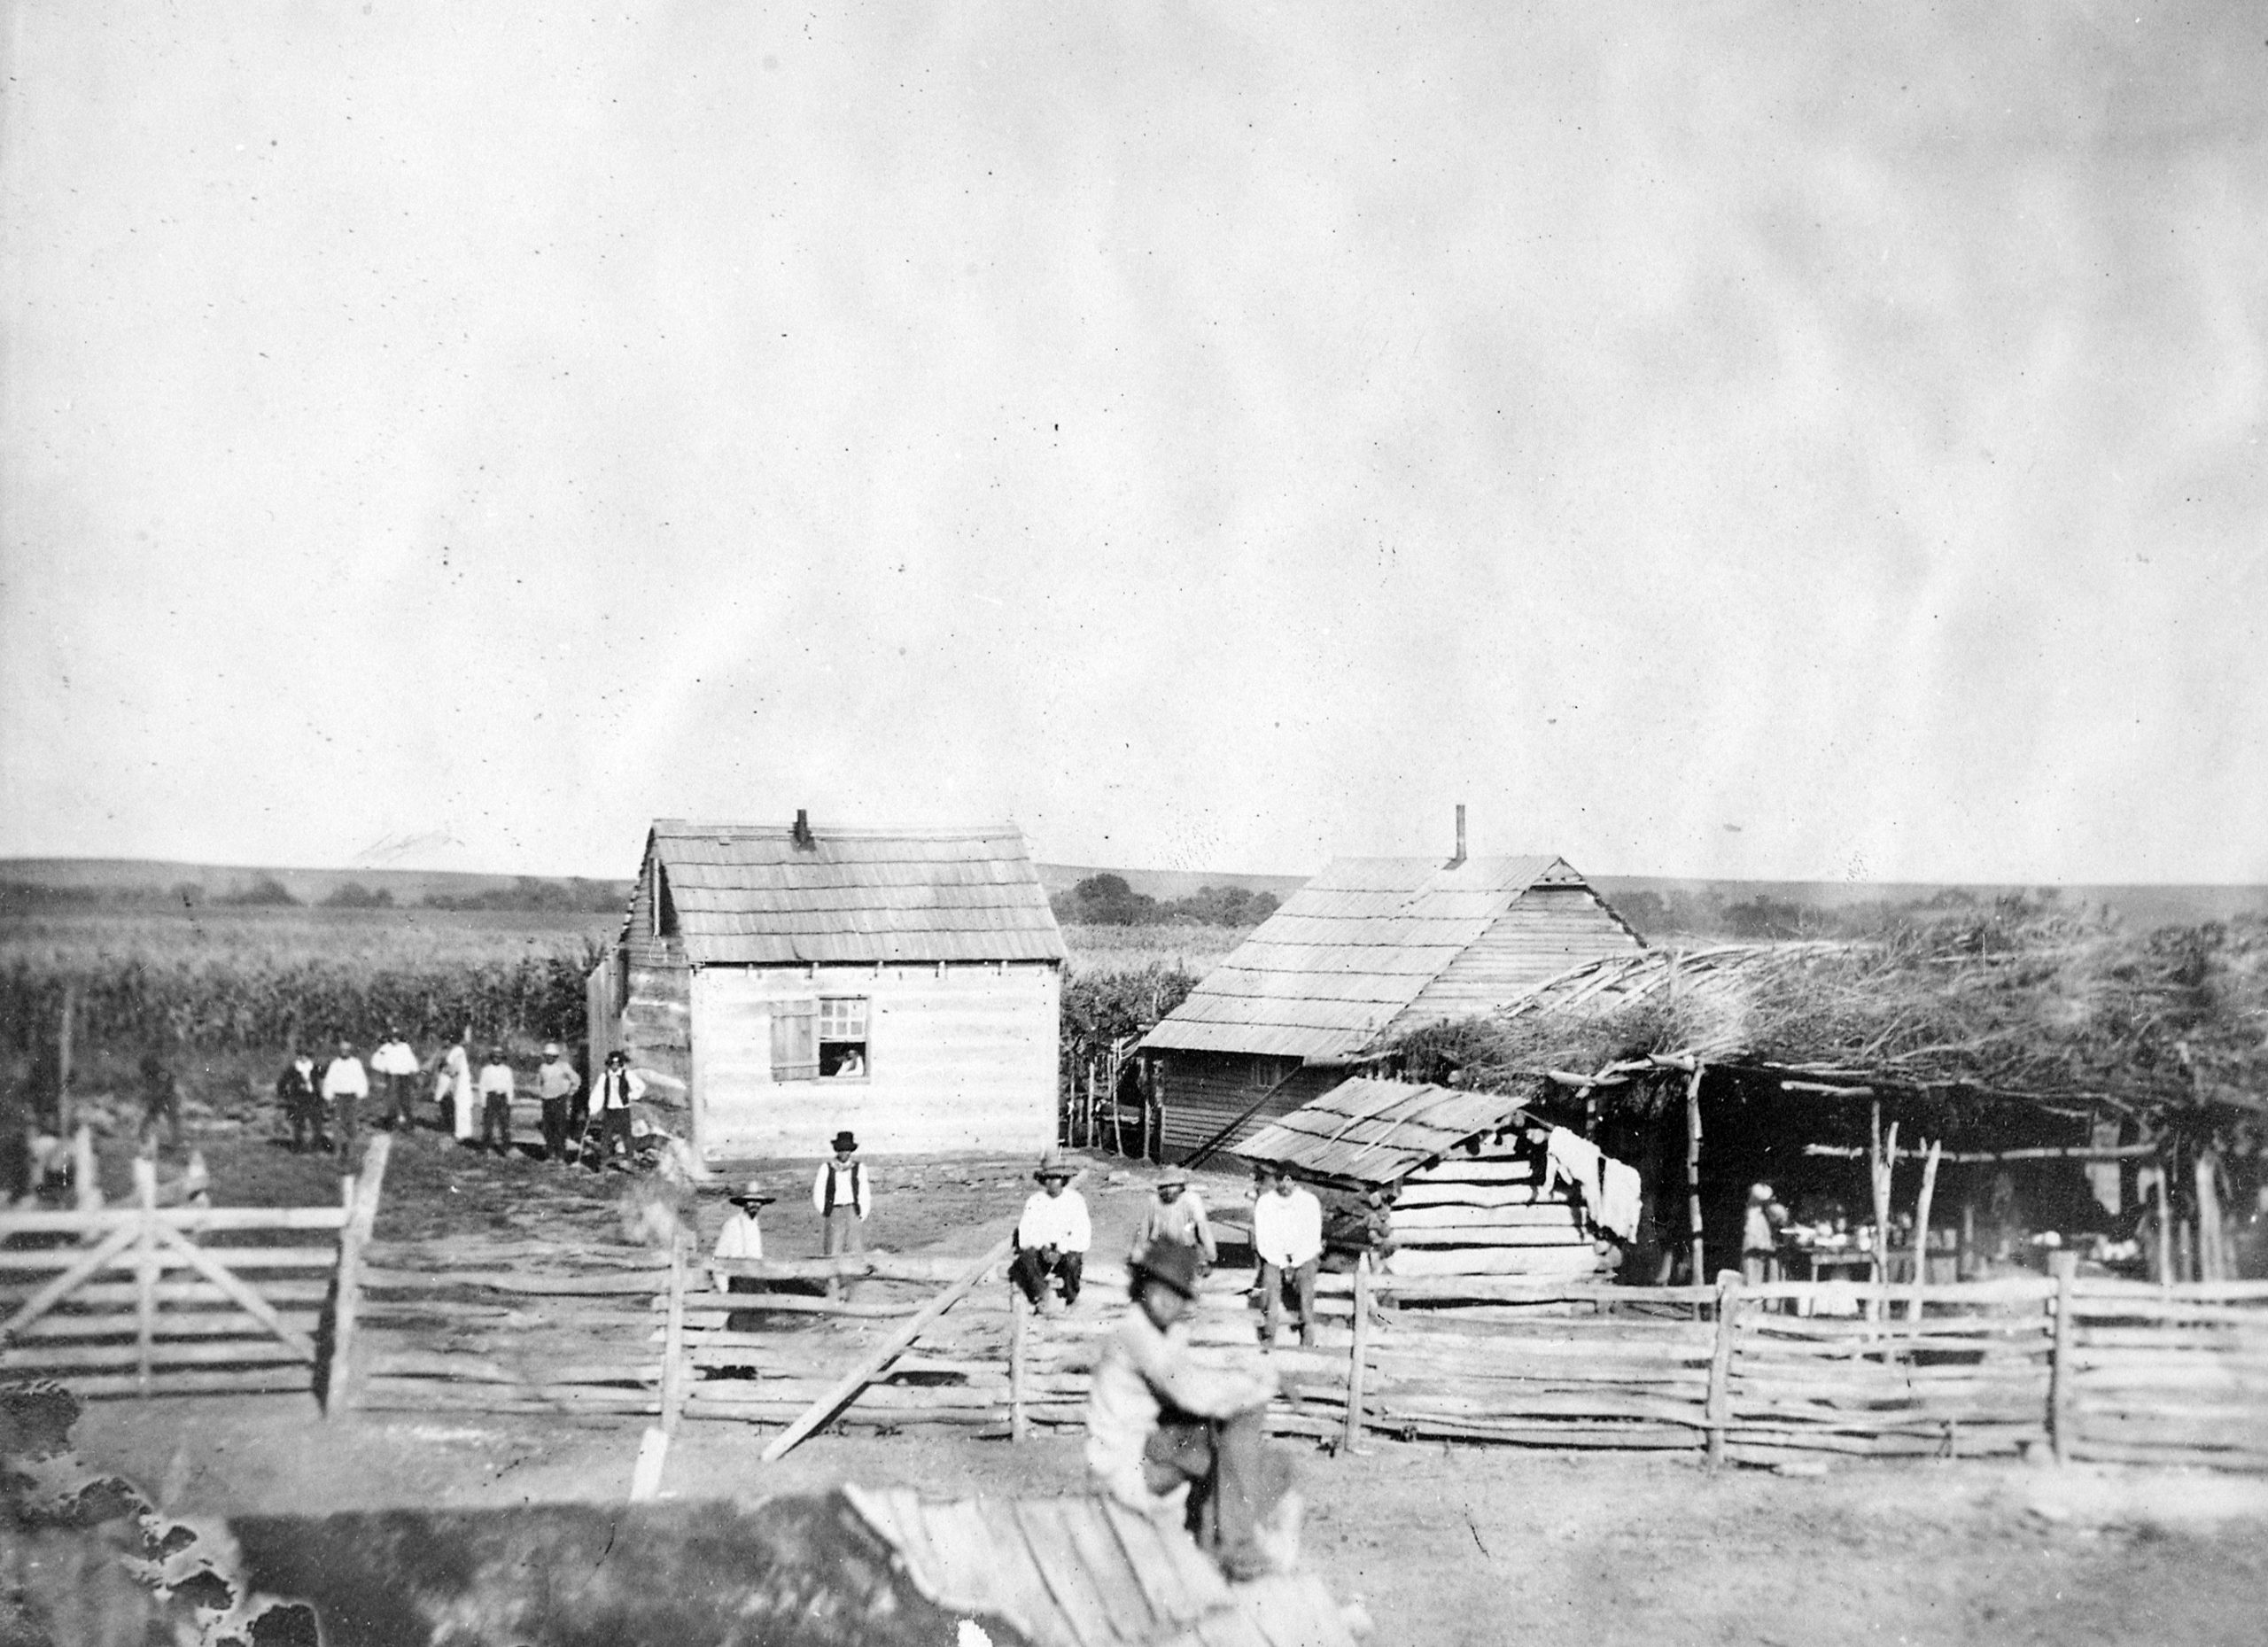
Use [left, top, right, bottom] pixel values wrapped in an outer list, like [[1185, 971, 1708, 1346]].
[[728, 1180, 775, 1208], [544, 1042, 563, 1057], [1156, 1165, 1190, 1188], [1130, 1240, 1201, 1299], [1034, 1150, 1074, 1183]]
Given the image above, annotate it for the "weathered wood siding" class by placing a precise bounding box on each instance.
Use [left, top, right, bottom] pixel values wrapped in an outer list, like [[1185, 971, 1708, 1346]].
[[1394, 885, 1643, 1032], [1156, 1053, 1340, 1162], [689, 961, 1059, 1161], [605, 845, 692, 1109]]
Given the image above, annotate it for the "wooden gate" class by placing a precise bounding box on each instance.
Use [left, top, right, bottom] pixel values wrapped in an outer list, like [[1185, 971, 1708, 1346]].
[[0, 1158, 357, 1399]]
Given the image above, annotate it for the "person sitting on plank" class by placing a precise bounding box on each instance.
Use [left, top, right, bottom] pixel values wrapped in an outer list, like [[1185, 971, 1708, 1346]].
[[1085, 1239, 1301, 1580], [1012, 1152, 1091, 1312]]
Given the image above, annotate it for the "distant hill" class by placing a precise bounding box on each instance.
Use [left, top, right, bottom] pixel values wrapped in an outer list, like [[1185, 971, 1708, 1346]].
[[1037, 864, 1309, 902], [6, 857, 2260, 936], [0, 858, 629, 914]]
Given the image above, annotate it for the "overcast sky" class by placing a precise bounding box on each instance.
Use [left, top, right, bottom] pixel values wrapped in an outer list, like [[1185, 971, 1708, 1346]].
[[3, 3, 2263, 886]]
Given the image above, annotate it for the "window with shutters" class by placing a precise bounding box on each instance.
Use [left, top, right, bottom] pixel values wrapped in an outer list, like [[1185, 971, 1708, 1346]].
[[819, 996, 870, 1079], [769, 999, 819, 1083]]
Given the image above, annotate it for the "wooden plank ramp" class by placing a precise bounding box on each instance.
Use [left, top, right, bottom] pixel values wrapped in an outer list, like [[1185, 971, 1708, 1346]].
[[841, 1485, 1361, 1647]]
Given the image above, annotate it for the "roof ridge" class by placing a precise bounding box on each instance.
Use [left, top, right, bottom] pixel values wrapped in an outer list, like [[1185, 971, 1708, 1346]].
[[653, 820, 1027, 839]]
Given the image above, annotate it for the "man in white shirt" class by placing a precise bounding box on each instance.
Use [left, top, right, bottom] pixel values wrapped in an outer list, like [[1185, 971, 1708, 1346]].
[[811, 1129, 870, 1297], [586, 1050, 647, 1170], [1085, 1239, 1296, 1579], [477, 1048, 516, 1155], [369, 1028, 420, 1131], [1013, 1153, 1091, 1312], [713, 1181, 773, 1285], [533, 1042, 582, 1161], [1251, 1163, 1324, 1347], [321, 1040, 369, 1166]]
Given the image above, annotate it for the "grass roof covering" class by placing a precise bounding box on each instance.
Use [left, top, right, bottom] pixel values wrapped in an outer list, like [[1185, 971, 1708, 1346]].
[[1387, 899, 2268, 1138]]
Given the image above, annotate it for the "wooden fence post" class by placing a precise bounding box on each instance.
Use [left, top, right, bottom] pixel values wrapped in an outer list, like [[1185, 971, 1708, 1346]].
[[1705, 1269, 1741, 1469], [661, 1235, 688, 1433], [2153, 1159, 2174, 1286], [134, 1156, 159, 1397], [323, 1132, 391, 1418], [1342, 1254, 1372, 1456], [1008, 1285, 1030, 1442], [2047, 1252, 2078, 1464]]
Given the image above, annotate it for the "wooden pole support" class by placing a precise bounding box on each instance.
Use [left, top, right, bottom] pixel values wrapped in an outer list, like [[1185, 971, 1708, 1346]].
[[74, 1125, 98, 1213], [1008, 1284, 1030, 1443], [1706, 1269, 1741, 1470], [1907, 1138, 1942, 1323], [1342, 1252, 1373, 1456], [134, 1157, 159, 1397], [2047, 1251, 2078, 1464], [1683, 1065, 1706, 1295], [2153, 1157, 2174, 1287], [323, 1132, 392, 1418]]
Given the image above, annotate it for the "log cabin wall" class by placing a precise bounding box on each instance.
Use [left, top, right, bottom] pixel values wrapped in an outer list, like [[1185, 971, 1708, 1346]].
[[1154, 1052, 1339, 1161], [690, 960, 1060, 1161], [1389, 1140, 1614, 1279]]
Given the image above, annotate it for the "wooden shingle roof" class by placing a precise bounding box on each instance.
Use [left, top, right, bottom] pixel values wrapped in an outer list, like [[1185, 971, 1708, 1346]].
[[1138, 855, 1573, 1060], [1231, 1076, 1533, 1188], [843, 1485, 1359, 1647], [646, 821, 1067, 966]]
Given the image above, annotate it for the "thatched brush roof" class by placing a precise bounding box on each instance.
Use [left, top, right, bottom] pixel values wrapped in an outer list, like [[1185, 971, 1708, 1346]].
[[1387, 904, 2268, 1134]]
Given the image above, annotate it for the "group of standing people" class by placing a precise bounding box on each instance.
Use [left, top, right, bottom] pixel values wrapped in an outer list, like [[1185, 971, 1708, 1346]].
[[274, 1031, 650, 1169]]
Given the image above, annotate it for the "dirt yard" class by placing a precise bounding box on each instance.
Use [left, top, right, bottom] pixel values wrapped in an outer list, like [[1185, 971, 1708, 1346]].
[[34, 1102, 2268, 1646]]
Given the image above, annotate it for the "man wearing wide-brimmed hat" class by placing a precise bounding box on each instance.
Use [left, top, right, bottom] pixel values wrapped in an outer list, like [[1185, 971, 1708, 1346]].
[[1129, 1164, 1216, 1269], [713, 1181, 775, 1285], [1013, 1151, 1091, 1312], [1086, 1240, 1300, 1579]]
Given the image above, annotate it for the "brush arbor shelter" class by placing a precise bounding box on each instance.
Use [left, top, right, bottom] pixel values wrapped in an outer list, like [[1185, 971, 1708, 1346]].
[[587, 817, 1065, 1164], [1137, 854, 1643, 1163], [1232, 1076, 1629, 1278]]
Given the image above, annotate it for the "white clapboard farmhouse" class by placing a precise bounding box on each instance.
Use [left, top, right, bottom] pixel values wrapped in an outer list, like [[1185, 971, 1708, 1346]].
[[586, 816, 1065, 1163], [1138, 851, 1643, 1161]]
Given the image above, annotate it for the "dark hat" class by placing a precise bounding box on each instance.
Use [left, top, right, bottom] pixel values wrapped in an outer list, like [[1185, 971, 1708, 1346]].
[[729, 1180, 776, 1207], [831, 1130, 858, 1153], [605, 1049, 629, 1066], [1130, 1239, 1202, 1300]]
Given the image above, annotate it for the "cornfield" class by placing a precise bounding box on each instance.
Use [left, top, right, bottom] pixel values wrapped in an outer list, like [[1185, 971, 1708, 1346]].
[[0, 955, 592, 1057]]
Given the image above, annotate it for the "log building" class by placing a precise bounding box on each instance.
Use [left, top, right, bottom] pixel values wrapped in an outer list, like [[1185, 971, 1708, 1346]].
[[1137, 851, 1643, 1161], [1233, 1076, 1630, 1278], [586, 816, 1065, 1165]]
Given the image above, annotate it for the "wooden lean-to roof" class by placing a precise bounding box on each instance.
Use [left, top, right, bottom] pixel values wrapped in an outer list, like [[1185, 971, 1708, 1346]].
[[843, 1485, 1359, 1647], [1231, 1076, 1535, 1189], [1138, 854, 1633, 1061], [640, 820, 1067, 967]]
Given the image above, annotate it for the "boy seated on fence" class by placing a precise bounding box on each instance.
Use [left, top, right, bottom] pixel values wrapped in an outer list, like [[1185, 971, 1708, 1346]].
[[1084, 1239, 1301, 1580]]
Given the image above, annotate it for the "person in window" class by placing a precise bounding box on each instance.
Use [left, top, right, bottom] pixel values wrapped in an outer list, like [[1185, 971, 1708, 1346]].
[[586, 1050, 647, 1170], [832, 1047, 866, 1079], [1014, 1152, 1091, 1313], [811, 1130, 870, 1296]]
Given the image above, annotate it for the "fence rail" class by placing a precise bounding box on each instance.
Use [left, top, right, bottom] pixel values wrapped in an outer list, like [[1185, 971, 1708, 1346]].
[[330, 1230, 2268, 1474]]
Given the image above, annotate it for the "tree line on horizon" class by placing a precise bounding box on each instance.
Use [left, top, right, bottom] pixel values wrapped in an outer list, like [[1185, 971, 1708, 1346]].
[[1050, 874, 1282, 928]]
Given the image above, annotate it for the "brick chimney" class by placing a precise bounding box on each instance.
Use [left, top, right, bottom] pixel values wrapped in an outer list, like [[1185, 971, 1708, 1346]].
[[791, 809, 815, 850]]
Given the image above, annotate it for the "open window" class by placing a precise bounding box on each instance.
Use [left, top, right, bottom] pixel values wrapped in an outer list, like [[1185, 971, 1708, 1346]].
[[819, 996, 869, 1079]]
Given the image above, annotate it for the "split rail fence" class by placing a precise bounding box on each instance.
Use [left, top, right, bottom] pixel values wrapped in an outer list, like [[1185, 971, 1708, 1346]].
[[333, 1236, 2268, 1473]]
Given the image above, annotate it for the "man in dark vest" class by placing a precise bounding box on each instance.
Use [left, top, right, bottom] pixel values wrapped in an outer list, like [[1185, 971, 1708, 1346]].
[[810, 1130, 870, 1298], [586, 1050, 646, 1170]]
